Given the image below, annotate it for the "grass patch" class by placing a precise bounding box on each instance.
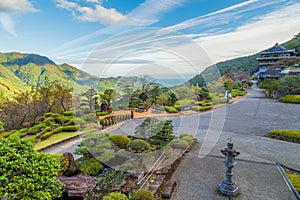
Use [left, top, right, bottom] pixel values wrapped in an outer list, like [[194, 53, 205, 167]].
[[268, 130, 300, 143], [34, 123, 97, 150]]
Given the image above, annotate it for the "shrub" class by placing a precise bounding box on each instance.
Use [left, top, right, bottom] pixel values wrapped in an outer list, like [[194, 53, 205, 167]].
[[62, 125, 80, 132], [79, 158, 104, 175], [81, 113, 97, 122], [199, 106, 213, 111], [103, 192, 128, 200], [65, 117, 86, 126], [109, 134, 130, 149], [181, 135, 194, 145], [23, 136, 36, 143], [44, 112, 54, 117], [179, 133, 189, 138], [134, 190, 154, 200], [63, 111, 74, 116], [54, 116, 70, 125], [163, 106, 178, 113], [52, 153, 69, 176], [127, 139, 150, 152], [28, 124, 47, 135], [96, 150, 115, 163], [96, 111, 109, 116], [279, 95, 300, 104], [74, 147, 89, 155], [170, 139, 189, 150], [197, 100, 213, 106], [268, 130, 300, 143]]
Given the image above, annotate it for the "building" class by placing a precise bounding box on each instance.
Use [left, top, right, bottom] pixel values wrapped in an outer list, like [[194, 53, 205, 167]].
[[256, 43, 297, 80]]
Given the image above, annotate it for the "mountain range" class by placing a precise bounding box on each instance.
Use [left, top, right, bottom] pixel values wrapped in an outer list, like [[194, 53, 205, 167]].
[[0, 33, 299, 98]]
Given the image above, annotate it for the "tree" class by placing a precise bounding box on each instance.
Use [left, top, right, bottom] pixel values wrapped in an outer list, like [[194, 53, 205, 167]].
[[82, 88, 98, 112], [99, 89, 116, 108], [0, 137, 64, 199], [259, 79, 279, 98], [278, 76, 300, 95]]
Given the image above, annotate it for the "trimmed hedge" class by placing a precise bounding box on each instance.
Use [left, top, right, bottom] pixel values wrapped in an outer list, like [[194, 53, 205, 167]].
[[163, 106, 178, 113], [279, 95, 300, 104], [103, 192, 128, 200], [127, 139, 150, 152], [96, 111, 109, 116], [268, 130, 300, 143], [170, 139, 189, 150], [65, 118, 86, 126], [108, 134, 130, 149], [79, 158, 104, 175], [81, 113, 97, 122], [192, 105, 213, 111], [28, 124, 47, 135], [181, 135, 194, 145], [286, 173, 300, 192], [134, 190, 154, 200]]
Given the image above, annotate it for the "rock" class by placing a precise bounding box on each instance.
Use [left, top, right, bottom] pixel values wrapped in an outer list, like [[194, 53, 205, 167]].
[[63, 152, 77, 176], [58, 175, 96, 197], [161, 179, 177, 199]]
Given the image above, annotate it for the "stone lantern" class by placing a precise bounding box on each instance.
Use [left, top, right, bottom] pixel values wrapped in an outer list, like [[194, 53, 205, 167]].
[[218, 142, 240, 197]]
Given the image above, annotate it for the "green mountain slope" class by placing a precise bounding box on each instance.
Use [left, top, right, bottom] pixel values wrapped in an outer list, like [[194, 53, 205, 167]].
[[188, 33, 300, 86], [0, 52, 102, 97]]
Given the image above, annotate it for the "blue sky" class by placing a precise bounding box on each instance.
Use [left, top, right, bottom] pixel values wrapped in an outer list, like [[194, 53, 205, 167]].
[[0, 0, 300, 79]]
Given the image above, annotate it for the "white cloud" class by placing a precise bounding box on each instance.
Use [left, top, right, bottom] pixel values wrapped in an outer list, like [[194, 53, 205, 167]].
[[0, 0, 37, 13], [0, 0, 37, 36], [196, 2, 300, 63], [56, 0, 126, 25]]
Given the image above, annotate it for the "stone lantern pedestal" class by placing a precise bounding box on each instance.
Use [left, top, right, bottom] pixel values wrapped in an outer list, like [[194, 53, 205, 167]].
[[218, 142, 240, 197]]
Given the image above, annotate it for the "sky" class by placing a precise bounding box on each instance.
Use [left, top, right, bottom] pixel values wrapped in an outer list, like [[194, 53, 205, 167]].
[[0, 0, 300, 81]]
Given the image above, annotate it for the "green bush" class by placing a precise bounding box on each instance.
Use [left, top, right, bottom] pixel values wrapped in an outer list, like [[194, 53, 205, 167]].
[[170, 139, 189, 150], [23, 136, 36, 143], [54, 116, 70, 124], [197, 100, 213, 106], [40, 127, 64, 140], [44, 112, 55, 118], [181, 135, 194, 145], [63, 111, 74, 116], [192, 105, 213, 111], [79, 158, 104, 175], [268, 130, 300, 143], [279, 95, 300, 104], [179, 133, 189, 138], [96, 150, 115, 163], [28, 124, 47, 135], [134, 190, 154, 200], [62, 125, 80, 132], [231, 89, 246, 97], [96, 111, 109, 116], [65, 117, 86, 126], [103, 192, 128, 200], [52, 153, 69, 176], [108, 134, 130, 149], [127, 139, 150, 152], [81, 113, 97, 122], [163, 106, 178, 113]]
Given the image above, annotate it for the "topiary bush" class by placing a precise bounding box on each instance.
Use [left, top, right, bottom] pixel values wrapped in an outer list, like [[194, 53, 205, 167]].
[[163, 106, 178, 113], [65, 117, 86, 126], [62, 125, 80, 132], [127, 139, 150, 152], [79, 158, 104, 175], [103, 192, 128, 200], [63, 110, 74, 116], [181, 135, 194, 145], [27, 124, 47, 135], [170, 139, 189, 150], [134, 190, 154, 200], [108, 134, 130, 149], [279, 95, 300, 104]]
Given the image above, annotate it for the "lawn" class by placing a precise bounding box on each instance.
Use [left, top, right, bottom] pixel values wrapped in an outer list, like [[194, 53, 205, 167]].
[[34, 123, 97, 151]]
